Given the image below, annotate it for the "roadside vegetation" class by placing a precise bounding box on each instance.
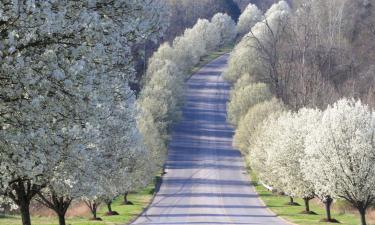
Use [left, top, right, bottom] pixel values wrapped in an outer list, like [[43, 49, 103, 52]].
[[226, 1, 375, 225], [191, 45, 234, 75], [0, 186, 154, 225], [250, 172, 364, 225], [0, 1, 237, 224]]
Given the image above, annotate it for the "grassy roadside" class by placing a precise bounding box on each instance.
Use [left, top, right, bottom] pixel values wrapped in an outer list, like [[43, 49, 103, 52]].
[[250, 171, 365, 225], [0, 184, 155, 225]]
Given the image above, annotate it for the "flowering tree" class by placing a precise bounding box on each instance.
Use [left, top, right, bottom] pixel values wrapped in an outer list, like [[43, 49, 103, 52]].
[[139, 11, 236, 170], [224, 0, 290, 98], [0, 1, 165, 225], [236, 3, 263, 37], [145, 43, 176, 83], [302, 99, 375, 225], [138, 61, 185, 168], [267, 109, 321, 212], [194, 19, 221, 51], [227, 83, 273, 126], [211, 13, 237, 45], [173, 30, 206, 72], [35, 124, 97, 225], [223, 40, 262, 83], [248, 115, 280, 187], [120, 148, 155, 206], [233, 98, 285, 155]]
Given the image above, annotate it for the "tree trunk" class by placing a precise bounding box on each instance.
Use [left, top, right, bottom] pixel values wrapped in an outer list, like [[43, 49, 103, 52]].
[[107, 202, 112, 214], [358, 207, 367, 225], [304, 198, 310, 212], [124, 192, 129, 204], [290, 196, 294, 204], [36, 192, 71, 225], [92, 202, 97, 219], [324, 196, 333, 221], [84, 200, 101, 220], [58, 213, 66, 225], [19, 201, 31, 225], [7, 180, 42, 225]]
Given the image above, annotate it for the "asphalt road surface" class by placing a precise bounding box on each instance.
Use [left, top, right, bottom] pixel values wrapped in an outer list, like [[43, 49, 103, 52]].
[[131, 54, 288, 225]]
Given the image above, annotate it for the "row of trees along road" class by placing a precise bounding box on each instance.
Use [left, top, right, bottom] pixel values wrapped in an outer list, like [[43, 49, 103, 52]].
[[0, 1, 166, 225], [226, 1, 375, 225], [138, 12, 237, 171]]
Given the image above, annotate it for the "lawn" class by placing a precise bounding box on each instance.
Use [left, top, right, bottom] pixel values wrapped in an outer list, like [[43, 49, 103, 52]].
[[0, 184, 155, 225], [250, 171, 370, 225]]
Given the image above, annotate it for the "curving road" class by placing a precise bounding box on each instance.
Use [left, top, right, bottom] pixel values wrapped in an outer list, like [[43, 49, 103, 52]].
[[131, 54, 288, 225]]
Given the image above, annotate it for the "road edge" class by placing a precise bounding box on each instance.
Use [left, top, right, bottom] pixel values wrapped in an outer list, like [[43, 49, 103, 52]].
[[248, 176, 298, 225], [125, 175, 163, 225]]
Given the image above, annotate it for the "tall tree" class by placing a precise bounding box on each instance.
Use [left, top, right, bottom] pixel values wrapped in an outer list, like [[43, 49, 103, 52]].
[[0, 1, 165, 225], [302, 99, 375, 225]]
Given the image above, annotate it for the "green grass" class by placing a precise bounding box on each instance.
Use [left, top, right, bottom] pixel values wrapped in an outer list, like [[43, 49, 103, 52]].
[[250, 171, 366, 225], [190, 44, 234, 75], [0, 184, 155, 225]]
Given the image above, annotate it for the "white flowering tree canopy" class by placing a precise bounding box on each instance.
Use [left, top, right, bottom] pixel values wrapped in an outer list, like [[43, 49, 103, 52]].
[[227, 83, 273, 126], [145, 43, 176, 83], [139, 11, 237, 170], [211, 13, 237, 46], [248, 114, 280, 186], [237, 3, 263, 37], [224, 0, 290, 84], [267, 109, 321, 199], [302, 99, 375, 206], [138, 61, 185, 167], [233, 98, 285, 154], [265, 0, 291, 18], [0, 1, 166, 224]]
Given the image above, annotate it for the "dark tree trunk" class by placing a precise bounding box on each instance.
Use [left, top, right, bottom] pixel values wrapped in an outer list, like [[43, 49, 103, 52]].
[[356, 202, 368, 225], [286, 196, 300, 206], [84, 200, 101, 220], [324, 196, 333, 221], [92, 202, 98, 219], [6, 180, 43, 225], [359, 209, 367, 225], [19, 201, 31, 225], [107, 202, 112, 214], [36, 192, 72, 225], [58, 213, 66, 225], [124, 192, 129, 205], [290, 197, 294, 204], [304, 198, 310, 212]]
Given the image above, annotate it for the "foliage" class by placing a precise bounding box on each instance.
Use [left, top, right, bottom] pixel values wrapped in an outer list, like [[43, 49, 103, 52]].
[[0, 1, 165, 224], [236, 3, 263, 37], [302, 99, 375, 224], [227, 82, 273, 126], [233, 98, 285, 154], [139, 12, 237, 169]]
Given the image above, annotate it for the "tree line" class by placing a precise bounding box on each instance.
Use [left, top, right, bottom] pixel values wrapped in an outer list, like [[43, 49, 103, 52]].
[[138, 12, 237, 172], [0, 1, 239, 225], [226, 1, 375, 225], [0, 1, 166, 225]]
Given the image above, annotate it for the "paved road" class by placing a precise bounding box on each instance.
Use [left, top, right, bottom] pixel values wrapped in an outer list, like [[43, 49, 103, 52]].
[[131, 54, 288, 225]]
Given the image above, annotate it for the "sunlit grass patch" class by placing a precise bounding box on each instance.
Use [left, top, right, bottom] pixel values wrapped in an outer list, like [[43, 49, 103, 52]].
[[250, 171, 367, 225]]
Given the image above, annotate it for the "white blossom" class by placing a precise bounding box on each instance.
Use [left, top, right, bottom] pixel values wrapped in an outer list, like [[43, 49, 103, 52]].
[[237, 3, 263, 37], [227, 83, 273, 126], [302, 99, 375, 225]]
